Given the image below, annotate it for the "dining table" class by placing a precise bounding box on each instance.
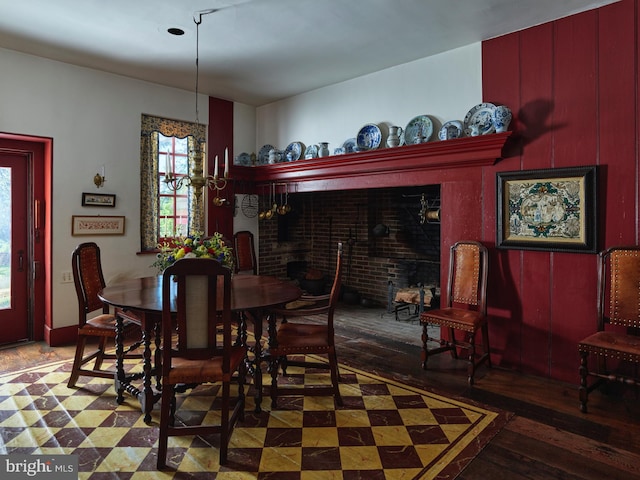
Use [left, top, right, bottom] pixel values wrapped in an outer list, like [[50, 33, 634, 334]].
[[98, 273, 302, 423]]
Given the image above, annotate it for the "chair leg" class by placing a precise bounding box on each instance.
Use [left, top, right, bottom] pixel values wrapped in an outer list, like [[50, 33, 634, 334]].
[[482, 324, 492, 368], [466, 331, 477, 386], [449, 327, 459, 359], [328, 349, 343, 407], [67, 336, 88, 388], [579, 351, 589, 413], [156, 384, 174, 470], [219, 382, 230, 465], [269, 357, 280, 409], [93, 336, 108, 371], [421, 323, 429, 369]]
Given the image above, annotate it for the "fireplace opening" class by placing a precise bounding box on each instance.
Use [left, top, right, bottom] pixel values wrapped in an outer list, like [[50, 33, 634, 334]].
[[262, 184, 441, 307]]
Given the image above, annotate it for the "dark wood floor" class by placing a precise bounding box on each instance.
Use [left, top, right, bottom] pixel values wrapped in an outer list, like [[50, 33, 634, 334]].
[[2, 303, 640, 479]]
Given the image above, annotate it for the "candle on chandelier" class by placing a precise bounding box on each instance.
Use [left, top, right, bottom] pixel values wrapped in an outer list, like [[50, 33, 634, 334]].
[[214, 155, 219, 179], [165, 153, 171, 175], [224, 147, 229, 178]]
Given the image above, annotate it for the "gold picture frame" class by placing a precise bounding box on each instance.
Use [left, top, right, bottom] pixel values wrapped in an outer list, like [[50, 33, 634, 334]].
[[496, 166, 598, 253], [72, 215, 125, 236]]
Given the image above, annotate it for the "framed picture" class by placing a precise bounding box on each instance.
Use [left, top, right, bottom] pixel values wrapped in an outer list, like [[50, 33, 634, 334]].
[[496, 166, 598, 253], [82, 192, 116, 207], [72, 215, 125, 236]]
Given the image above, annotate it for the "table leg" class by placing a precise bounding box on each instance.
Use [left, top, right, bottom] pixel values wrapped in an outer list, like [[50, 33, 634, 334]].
[[114, 312, 126, 404], [252, 308, 263, 413]]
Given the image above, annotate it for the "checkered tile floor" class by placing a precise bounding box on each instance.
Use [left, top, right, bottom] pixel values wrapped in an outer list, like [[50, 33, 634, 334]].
[[0, 355, 507, 479]]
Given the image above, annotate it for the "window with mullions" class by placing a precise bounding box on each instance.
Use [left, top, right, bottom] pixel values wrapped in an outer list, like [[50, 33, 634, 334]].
[[158, 134, 189, 241], [139, 114, 206, 252]]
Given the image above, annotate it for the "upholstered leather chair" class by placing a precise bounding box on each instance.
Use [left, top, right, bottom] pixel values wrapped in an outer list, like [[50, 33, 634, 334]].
[[67, 242, 142, 388], [233, 230, 257, 274], [578, 246, 640, 413], [420, 240, 490, 386], [267, 243, 344, 408], [156, 258, 247, 469]]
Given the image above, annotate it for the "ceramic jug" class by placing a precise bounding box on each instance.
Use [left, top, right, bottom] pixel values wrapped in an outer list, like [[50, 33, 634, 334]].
[[318, 142, 330, 157], [386, 126, 402, 148], [492, 105, 512, 133]]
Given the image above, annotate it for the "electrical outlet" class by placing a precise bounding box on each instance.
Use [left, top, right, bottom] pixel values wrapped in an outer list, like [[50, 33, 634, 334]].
[[61, 271, 73, 283]]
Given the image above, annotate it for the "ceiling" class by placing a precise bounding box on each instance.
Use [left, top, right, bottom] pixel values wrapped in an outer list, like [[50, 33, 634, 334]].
[[0, 0, 618, 106]]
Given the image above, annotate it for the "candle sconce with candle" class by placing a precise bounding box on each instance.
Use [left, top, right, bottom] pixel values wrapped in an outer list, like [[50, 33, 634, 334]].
[[93, 165, 106, 188], [164, 144, 230, 206]]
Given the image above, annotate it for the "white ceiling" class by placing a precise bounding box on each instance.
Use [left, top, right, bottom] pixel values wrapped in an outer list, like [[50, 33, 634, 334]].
[[0, 0, 618, 106]]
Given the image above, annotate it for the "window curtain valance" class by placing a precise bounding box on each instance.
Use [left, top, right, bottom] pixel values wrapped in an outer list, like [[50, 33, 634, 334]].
[[140, 114, 207, 252]]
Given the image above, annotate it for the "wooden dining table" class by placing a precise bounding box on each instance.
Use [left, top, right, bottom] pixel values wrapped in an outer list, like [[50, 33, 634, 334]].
[[98, 274, 302, 423]]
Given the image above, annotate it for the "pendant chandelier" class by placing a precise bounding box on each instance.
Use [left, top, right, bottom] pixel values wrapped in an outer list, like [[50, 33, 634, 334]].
[[164, 9, 228, 206]]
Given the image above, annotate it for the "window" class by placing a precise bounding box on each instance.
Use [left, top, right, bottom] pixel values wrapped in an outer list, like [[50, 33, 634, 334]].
[[158, 134, 189, 241], [140, 114, 206, 251]]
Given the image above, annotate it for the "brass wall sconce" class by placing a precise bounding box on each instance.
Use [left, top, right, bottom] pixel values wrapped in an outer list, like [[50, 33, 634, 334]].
[[93, 166, 105, 188]]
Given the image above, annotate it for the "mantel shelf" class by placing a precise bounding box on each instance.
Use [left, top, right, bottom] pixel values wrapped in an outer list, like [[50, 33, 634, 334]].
[[229, 132, 511, 192]]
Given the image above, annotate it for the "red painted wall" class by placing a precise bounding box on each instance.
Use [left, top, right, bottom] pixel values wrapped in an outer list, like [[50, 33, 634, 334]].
[[482, 0, 638, 383]]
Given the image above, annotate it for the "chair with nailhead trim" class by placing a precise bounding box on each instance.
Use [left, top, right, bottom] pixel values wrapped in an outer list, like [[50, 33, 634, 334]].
[[419, 240, 490, 386], [578, 246, 640, 413]]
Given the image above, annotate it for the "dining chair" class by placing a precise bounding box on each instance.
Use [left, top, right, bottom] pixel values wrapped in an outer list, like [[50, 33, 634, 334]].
[[156, 258, 247, 469], [419, 240, 490, 386], [578, 246, 640, 413], [267, 242, 344, 408], [233, 230, 257, 274], [67, 242, 142, 388]]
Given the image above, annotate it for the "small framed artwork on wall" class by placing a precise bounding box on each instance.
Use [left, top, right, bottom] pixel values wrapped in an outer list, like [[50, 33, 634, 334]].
[[82, 192, 116, 207], [496, 166, 598, 253], [72, 215, 125, 236]]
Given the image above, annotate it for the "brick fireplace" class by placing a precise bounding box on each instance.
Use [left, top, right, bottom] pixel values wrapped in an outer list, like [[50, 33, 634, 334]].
[[231, 133, 509, 309], [257, 185, 441, 306]]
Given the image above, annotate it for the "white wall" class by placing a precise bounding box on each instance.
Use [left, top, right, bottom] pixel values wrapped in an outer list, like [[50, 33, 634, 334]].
[[0, 41, 481, 334], [255, 44, 482, 154], [0, 48, 215, 330]]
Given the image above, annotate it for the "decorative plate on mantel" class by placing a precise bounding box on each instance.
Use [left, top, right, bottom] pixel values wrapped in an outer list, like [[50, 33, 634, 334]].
[[258, 144, 275, 165], [464, 103, 496, 136], [343, 138, 358, 153], [404, 115, 434, 145], [284, 141, 304, 161], [356, 124, 382, 151]]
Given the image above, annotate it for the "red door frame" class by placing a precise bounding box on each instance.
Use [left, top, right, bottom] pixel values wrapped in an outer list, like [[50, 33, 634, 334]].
[[0, 132, 52, 343]]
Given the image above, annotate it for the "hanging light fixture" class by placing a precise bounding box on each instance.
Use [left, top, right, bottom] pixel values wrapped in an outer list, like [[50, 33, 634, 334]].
[[164, 9, 229, 206]]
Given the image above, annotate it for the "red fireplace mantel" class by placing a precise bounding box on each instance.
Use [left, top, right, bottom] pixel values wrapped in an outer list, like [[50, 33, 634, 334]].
[[230, 132, 511, 192]]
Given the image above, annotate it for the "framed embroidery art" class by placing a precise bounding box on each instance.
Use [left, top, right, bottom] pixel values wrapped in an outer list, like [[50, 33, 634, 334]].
[[496, 166, 597, 253], [72, 216, 125, 236]]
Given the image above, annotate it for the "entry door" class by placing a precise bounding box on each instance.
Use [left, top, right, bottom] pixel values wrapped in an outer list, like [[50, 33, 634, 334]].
[[0, 153, 29, 344]]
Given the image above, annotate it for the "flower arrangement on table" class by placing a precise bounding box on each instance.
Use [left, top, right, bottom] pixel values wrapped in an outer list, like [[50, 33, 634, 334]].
[[152, 232, 234, 273]]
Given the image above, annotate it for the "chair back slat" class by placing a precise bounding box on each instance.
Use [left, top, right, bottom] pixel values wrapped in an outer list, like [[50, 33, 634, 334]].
[[605, 248, 640, 328], [72, 242, 108, 322], [234, 230, 257, 274], [451, 243, 481, 306], [162, 258, 232, 365]]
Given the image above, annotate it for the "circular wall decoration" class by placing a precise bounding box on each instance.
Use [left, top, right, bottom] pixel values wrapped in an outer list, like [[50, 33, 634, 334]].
[[241, 194, 259, 218]]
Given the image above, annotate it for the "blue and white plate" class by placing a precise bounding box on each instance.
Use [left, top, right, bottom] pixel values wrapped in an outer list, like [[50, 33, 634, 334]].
[[356, 124, 382, 151], [404, 115, 434, 144], [438, 120, 464, 141], [304, 144, 318, 159], [284, 141, 304, 162], [258, 144, 275, 165], [234, 152, 252, 166], [343, 138, 358, 153], [464, 103, 496, 136]]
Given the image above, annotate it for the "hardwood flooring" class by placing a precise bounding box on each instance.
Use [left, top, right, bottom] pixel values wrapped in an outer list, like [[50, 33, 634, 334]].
[[2, 303, 639, 479]]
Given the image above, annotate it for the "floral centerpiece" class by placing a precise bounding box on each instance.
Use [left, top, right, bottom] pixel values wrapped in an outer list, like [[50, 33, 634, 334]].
[[152, 232, 234, 273]]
